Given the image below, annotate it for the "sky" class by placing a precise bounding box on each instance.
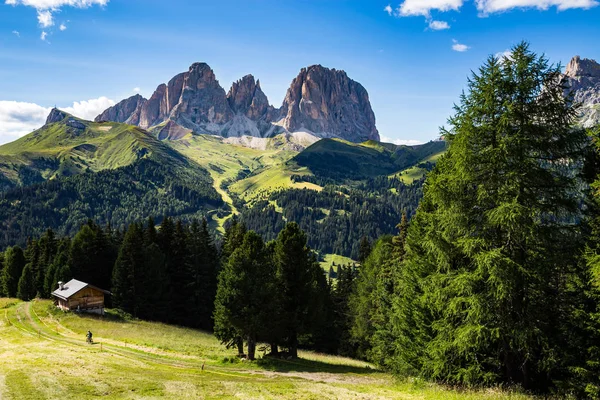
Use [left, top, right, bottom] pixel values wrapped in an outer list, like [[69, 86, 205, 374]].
[[0, 0, 599, 145]]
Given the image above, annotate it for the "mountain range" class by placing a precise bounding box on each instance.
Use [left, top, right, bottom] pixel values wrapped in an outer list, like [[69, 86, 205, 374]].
[[96, 63, 380, 143]]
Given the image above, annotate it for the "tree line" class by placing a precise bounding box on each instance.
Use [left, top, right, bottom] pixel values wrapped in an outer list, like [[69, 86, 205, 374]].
[[0, 216, 356, 358]]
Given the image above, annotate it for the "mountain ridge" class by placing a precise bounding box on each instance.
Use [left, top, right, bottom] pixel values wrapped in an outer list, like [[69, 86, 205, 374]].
[[95, 63, 380, 143]]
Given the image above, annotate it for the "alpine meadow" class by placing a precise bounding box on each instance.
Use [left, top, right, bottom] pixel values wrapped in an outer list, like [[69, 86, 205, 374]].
[[2, 1, 600, 399]]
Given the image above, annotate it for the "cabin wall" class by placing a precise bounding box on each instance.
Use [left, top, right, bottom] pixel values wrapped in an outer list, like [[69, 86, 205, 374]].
[[65, 287, 105, 313]]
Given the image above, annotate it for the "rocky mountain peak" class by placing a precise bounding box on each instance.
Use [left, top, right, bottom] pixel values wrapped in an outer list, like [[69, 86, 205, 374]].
[[565, 56, 600, 78], [95, 94, 147, 125], [279, 64, 379, 142], [46, 108, 68, 125], [563, 55, 600, 128], [227, 74, 274, 120]]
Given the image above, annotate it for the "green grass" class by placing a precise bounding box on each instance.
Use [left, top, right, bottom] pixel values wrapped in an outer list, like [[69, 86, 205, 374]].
[[0, 117, 183, 186], [320, 254, 357, 273], [0, 299, 533, 399]]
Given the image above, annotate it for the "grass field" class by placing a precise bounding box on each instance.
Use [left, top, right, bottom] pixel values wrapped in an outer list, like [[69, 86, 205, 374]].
[[0, 298, 533, 399]]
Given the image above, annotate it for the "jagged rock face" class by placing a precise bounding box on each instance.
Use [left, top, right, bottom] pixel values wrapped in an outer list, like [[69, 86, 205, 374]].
[[563, 56, 600, 128], [169, 63, 233, 132], [139, 83, 168, 129], [95, 94, 146, 125], [279, 65, 379, 142], [95, 62, 380, 142], [46, 108, 68, 124], [227, 75, 278, 121]]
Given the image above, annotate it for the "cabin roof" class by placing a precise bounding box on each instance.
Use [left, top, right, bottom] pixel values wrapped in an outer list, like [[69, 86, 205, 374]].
[[51, 279, 110, 301]]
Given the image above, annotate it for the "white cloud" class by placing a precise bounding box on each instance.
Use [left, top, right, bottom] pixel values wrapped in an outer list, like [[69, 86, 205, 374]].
[[133, 87, 141, 93], [12, 30, 20, 37], [495, 49, 513, 60], [40, 30, 48, 40], [0, 96, 115, 144], [452, 39, 469, 52], [6, 0, 109, 30], [0, 101, 51, 143], [61, 96, 115, 120], [398, 0, 464, 16], [59, 23, 66, 30], [428, 20, 450, 29], [384, 4, 393, 15], [476, 0, 599, 14], [380, 135, 424, 146], [37, 9, 53, 27]]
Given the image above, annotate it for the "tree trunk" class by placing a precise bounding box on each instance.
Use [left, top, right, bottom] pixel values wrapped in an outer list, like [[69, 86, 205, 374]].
[[270, 343, 279, 356], [290, 333, 298, 358], [247, 336, 256, 361], [237, 337, 244, 356]]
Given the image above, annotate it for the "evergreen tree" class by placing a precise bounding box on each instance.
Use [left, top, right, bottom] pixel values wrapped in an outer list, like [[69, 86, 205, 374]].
[[36, 229, 57, 297], [350, 236, 395, 363], [1, 246, 26, 298], [393, 42, 591, 391], [44, 239, 71, 296], [17, 263, 36, 301], [188, 218, 218, 329], [358, 236, 372, 264], [273, 222, 324, 358], [167, 219, 193, 325], [112, 223, 144, 315], [213, 230, 276, 360], [0, 252, 4, 297]]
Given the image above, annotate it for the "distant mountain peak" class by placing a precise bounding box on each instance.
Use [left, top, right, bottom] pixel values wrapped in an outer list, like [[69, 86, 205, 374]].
[[563, 55, 600, 128], [46, 108, 69, 125], [280, 64, 379, 142], [565, 56, 600, 78]]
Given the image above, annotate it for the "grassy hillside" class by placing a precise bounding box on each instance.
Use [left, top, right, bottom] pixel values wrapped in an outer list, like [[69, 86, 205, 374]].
[[0, 115, 181, 189], [0, 299, 530, 399], [293, 139, 446, 181]]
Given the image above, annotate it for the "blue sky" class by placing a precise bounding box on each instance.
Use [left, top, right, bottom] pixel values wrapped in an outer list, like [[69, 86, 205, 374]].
[[1, 0, 599, 145]]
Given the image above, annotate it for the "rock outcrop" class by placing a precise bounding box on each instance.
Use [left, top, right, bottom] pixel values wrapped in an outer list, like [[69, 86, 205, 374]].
[[563, 56, 600, 128], [95, 62, 380, 142], [46, 108, 68, 124], [95, 94, 146, 125], [279, 65, 379, 142], [227, 75, 279, 121]]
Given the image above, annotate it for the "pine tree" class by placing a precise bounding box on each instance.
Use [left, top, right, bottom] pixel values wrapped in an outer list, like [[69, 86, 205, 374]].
[[17, 263, 36, 301], [358, 236, 372, 264], [273, 222, 324, 358], [112, 223, 144, 315], [350, 236, 395, 363], [393, 42, 591, 391], [44, 239, 71, 296], [1, 246, 26, 298], [188, 218, 218, 329], [213, 230, 276, 360]]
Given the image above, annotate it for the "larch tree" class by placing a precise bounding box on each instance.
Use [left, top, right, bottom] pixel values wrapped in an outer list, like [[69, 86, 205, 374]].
[[393, 42, 592, 392]]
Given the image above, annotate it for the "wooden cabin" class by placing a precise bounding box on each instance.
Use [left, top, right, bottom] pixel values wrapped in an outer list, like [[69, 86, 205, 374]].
[[51, 279, 110, 315]]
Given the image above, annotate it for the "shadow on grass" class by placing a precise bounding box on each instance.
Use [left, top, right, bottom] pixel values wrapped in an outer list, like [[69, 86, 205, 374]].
[[256, 355, 377, 375]]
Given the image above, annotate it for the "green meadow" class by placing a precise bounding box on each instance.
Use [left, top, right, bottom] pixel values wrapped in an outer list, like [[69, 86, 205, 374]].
[[0, 299, 532, 399]]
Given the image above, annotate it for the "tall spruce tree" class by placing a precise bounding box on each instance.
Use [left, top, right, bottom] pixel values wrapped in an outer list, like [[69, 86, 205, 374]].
[[213, 230, 276, 360], [17, 263, 36, 301], [112, 223, 145, 315], [392, 42, 591, 392], [273, 222, 324, 358], [1, 246, 26, 298], [188, 218, 218, 329]]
